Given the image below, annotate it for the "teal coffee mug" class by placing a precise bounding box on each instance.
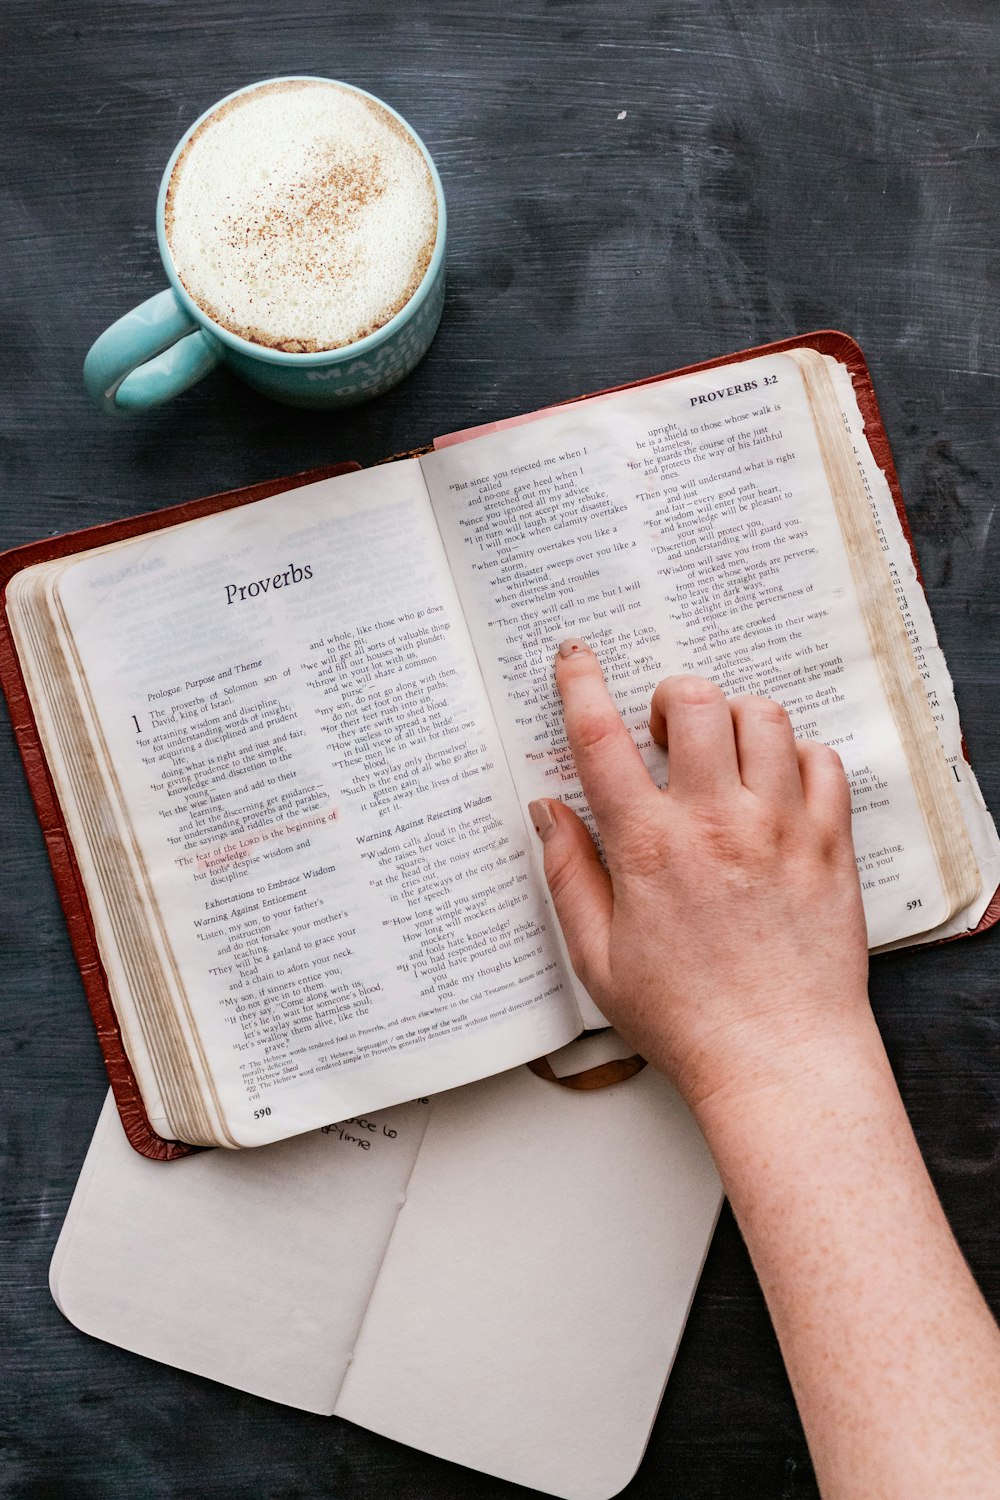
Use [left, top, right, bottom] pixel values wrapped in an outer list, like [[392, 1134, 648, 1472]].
[[84, 77, 446, 412]]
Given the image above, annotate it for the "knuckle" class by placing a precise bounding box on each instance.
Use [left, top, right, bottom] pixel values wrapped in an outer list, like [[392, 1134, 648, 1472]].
[[615, 822, 668, 882], [658, 674, 725, 709], [760, 700, 790, 726], [604, 802, 673, 883], [692, 798, 785, 865], [700, 816, 762, 865], [544, 843, 583, 905], [734, 693, 790, 727], [801, 740, 851, 796], [570, 702, 624, 756]]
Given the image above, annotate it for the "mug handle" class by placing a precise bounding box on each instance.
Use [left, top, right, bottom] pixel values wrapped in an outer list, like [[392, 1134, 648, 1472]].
[[83, 288, 223, 413]]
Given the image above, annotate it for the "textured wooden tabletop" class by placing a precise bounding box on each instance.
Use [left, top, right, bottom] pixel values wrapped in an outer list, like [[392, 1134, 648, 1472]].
[[2, 3, 998, 1497]]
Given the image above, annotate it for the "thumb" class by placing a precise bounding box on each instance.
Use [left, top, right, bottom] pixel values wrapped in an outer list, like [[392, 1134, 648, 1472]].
[[528, 798, 613, 999]]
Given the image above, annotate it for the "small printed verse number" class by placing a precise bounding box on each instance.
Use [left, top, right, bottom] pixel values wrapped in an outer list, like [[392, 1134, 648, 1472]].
[[907, 899, 923, 911], [254, 1107, 272, 1119]]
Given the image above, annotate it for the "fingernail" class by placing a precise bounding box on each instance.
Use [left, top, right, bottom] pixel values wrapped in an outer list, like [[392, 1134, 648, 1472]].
[[528, 799, 557, 842], [558, 637, 591, 658]]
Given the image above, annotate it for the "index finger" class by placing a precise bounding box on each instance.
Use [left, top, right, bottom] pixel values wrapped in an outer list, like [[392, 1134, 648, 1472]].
[[554, 639, 659, 846]]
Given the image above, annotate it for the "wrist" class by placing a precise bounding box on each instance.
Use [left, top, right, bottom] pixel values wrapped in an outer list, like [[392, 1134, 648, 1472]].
[[681, 996, 884, 1146]]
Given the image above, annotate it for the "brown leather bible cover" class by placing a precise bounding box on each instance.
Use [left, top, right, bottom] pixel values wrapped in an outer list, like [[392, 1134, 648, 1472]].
[[2, 331, 996, 1161]]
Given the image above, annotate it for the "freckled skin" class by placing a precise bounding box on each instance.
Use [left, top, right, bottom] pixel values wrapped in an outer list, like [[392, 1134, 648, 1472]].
[[532, 645, 1000, 1500]]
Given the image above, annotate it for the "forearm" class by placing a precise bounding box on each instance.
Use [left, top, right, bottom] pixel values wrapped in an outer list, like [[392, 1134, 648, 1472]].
[[694, 1010, 1000, 1500], [534, 650, 1000, 1494]]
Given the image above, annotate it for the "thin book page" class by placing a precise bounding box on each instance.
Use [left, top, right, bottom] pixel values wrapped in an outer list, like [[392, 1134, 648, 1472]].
[[821, 355, 1000, 942], [7, 558, 227, 1144], [788, 347, 979, 917], [421, 350, 962, 949], [28, 462, 581, 1146]]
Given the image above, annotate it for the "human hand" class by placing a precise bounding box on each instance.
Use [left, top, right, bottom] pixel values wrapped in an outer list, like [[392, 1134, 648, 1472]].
[[528, 640, 870, 1117]]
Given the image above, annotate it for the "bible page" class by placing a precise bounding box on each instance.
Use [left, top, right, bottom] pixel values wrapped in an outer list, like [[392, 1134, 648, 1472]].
[[422, 352, 955, 950], [52, 463, 579, 1145]]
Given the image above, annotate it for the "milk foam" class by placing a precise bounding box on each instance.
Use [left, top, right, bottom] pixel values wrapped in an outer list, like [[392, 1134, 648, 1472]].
[[164, 80, 438, 352]]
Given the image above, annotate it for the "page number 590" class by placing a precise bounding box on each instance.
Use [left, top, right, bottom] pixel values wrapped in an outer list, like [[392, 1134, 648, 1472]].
[[254, 1106, 272, 1119]]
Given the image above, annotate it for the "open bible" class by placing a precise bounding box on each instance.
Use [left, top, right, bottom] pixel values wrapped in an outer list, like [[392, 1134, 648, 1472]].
[[4, 332, 998, 1154]]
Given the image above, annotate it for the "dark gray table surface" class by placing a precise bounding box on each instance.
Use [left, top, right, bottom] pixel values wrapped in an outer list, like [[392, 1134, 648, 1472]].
[[2, 3, 998, 1497]]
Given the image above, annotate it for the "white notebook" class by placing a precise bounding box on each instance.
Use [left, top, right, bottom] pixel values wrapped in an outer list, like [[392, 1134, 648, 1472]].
[[51, 1046, 721, 1500]]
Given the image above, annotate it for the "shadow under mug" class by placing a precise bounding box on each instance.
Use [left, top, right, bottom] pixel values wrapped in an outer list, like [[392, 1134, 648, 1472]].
[[84, 77, 447, 413]]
